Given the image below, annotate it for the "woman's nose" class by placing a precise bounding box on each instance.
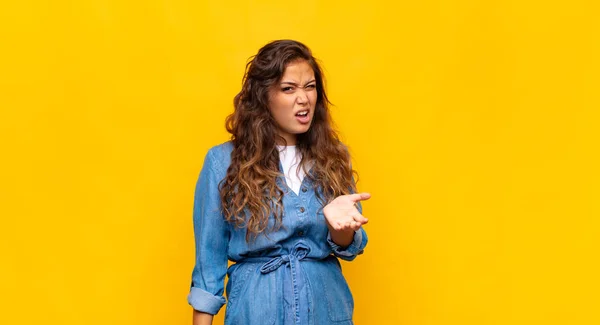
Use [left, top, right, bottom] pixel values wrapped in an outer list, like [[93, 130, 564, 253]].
[[296, 90, 308, 104]]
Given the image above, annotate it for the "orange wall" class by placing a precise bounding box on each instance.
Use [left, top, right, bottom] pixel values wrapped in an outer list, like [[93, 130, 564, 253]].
[[1, 1, 599, 324]]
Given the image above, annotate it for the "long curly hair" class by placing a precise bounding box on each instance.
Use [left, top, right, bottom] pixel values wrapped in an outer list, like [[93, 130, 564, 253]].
[[219, 40, 358, 240]]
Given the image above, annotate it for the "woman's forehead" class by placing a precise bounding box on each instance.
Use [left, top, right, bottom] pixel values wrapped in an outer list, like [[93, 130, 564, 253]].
[[281, 60, 315, 81]]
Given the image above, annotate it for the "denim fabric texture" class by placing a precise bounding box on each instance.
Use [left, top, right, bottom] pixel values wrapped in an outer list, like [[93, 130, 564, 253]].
[[187, 141, 368, 325]]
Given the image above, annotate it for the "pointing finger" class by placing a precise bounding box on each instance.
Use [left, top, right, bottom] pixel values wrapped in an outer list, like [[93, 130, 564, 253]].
[[347, 192, 371, 203]]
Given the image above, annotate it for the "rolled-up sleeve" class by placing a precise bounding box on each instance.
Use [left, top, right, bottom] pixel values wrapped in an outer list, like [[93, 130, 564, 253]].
[[327, 228, 367, 261], [187, 149, 230, 315]]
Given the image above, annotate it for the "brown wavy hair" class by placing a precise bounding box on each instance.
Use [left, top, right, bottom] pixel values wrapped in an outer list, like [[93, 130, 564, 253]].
[[219, 39, 358, 240]]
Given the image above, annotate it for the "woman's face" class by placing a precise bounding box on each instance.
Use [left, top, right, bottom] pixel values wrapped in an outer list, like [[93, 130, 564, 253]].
[[268, 59, 317, 145]]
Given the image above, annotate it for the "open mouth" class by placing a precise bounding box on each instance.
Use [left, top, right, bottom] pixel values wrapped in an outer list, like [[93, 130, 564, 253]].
[[295, 110, 310, 124]]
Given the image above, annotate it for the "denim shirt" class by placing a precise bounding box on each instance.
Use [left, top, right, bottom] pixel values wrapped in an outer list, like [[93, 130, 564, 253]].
[[187, 141, 368, 325]]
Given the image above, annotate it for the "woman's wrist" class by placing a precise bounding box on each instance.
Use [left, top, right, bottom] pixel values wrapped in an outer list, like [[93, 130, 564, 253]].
[[192, 310, 214, 325], [327, 225, 355, 248]]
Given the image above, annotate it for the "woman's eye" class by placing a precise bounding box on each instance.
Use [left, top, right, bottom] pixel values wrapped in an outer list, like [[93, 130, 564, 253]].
[[306, 84, 316, 89], [282, 87, 293, 92]]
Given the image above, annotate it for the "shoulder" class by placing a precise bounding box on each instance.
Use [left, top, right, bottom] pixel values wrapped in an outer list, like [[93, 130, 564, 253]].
[[207, 140, 233, 158], [204, 141, 234, 174]]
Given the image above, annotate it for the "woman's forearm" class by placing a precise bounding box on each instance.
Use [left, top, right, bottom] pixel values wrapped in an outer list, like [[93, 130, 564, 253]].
[[193, 310, 213, 325]]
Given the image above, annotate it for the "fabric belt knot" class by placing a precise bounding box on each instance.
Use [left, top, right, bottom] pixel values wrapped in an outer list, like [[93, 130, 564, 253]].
[[259, 242, 311, 274]]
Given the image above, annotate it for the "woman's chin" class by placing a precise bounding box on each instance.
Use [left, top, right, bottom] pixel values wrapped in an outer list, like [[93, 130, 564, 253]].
[[294, 127, 311, 135]]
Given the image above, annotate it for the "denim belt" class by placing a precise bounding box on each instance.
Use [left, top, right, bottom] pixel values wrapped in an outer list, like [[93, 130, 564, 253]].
[[237, 242, 315, 325]]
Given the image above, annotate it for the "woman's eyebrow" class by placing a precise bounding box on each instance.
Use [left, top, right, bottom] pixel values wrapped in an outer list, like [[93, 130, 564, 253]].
[[280, 79, 316, 86]]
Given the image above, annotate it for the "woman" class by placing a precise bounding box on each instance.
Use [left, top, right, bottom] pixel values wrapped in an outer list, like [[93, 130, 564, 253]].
[[188, 39, 371, 325]]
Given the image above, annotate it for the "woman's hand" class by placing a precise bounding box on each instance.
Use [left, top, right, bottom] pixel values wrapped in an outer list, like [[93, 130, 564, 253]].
[[323, 193, 371, 247]]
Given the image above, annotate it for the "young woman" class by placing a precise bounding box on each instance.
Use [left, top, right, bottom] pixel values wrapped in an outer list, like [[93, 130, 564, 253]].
[[188, 40, 371, 325]]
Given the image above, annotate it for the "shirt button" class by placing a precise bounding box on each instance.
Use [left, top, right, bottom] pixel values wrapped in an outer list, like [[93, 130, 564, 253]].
[[301, 187, 307, 193], [299, 207, 305, 213], [297, 231, 304, 236]]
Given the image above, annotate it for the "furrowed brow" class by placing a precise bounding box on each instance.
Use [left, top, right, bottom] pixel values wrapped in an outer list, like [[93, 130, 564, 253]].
[[280, 79, 316, 87]]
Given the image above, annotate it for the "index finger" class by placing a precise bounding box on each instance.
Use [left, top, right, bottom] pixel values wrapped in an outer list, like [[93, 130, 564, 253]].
[[347, 192, 371, 203]]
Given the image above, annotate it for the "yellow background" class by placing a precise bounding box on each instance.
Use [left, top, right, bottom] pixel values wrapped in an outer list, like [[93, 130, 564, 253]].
[[1, 1, 599, 324]]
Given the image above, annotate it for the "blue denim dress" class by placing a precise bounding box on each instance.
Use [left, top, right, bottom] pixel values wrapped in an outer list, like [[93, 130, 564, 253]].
[[187, 142, 368, 325]]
